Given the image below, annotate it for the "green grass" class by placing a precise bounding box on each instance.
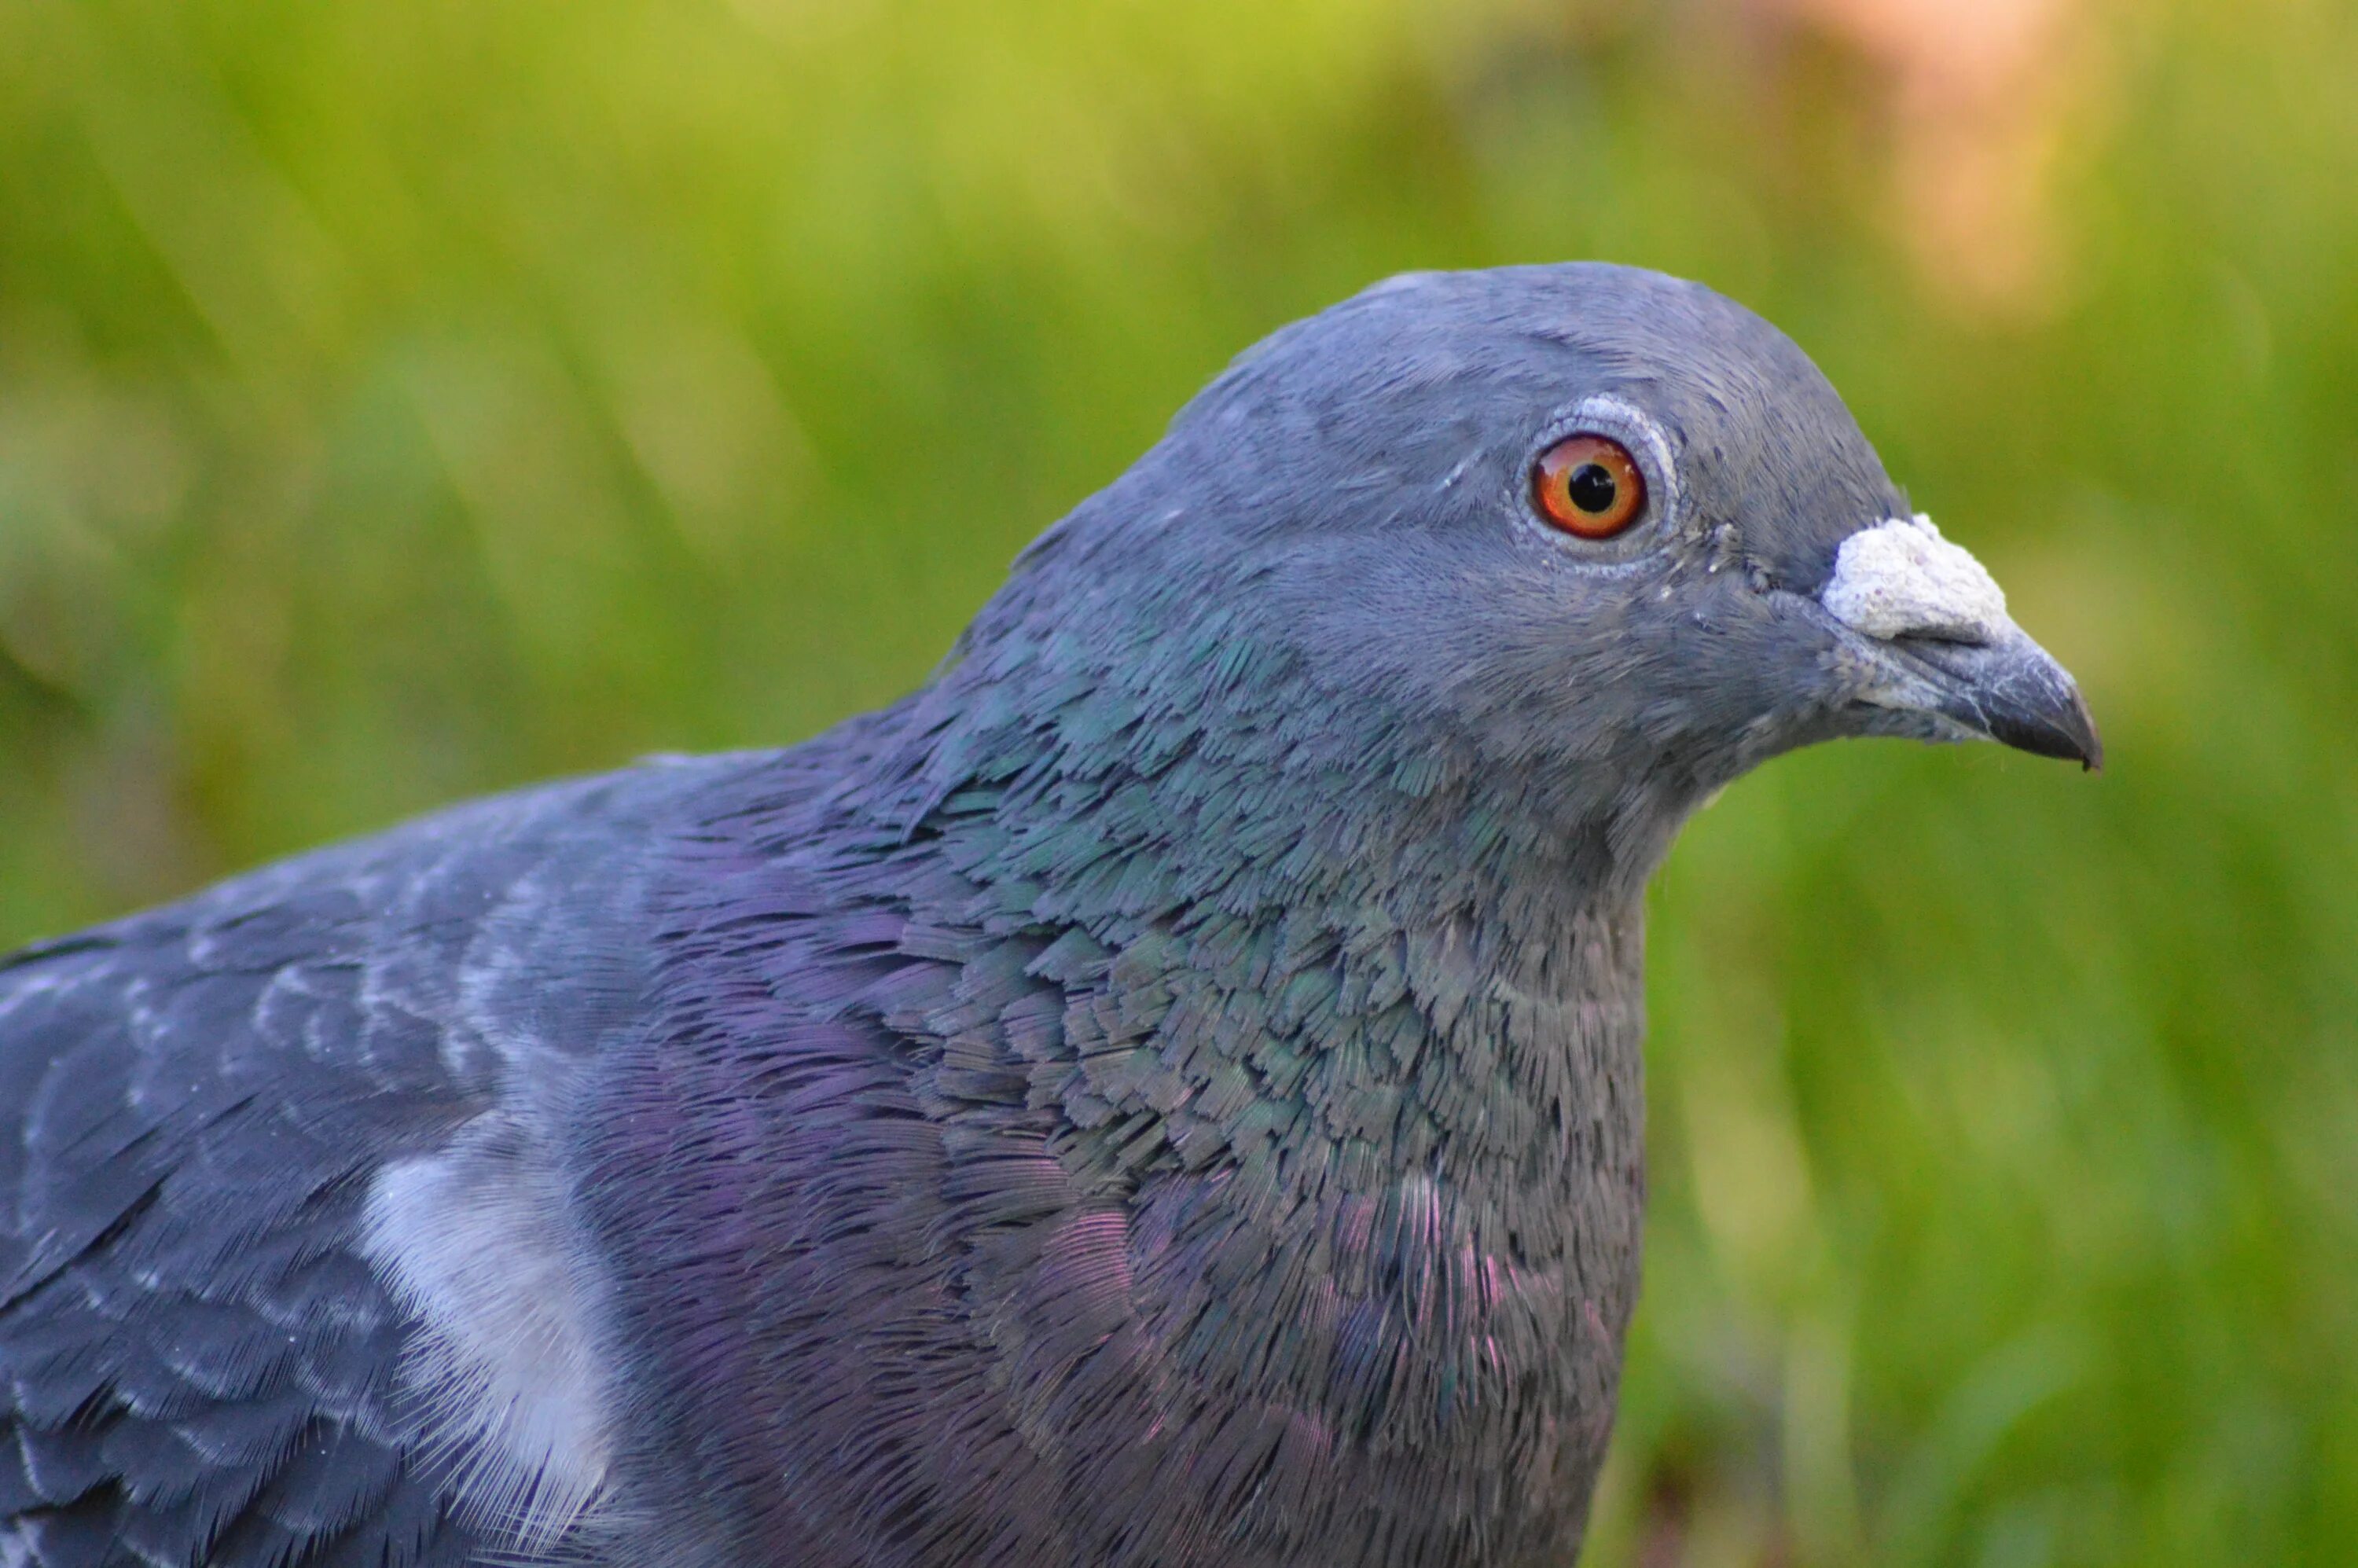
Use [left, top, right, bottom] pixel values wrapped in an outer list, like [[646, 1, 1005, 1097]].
[[3, 0, 2354, 1561]]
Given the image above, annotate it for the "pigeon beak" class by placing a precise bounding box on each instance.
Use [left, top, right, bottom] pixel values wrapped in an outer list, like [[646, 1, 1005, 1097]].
[[1818, 515, 2104, 772], [1883, 627, 2105, 770]]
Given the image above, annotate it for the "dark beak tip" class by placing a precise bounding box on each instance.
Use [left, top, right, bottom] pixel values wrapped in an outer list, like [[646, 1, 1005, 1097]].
[[1988, 686, 2103, 773], [2066, 690, 2105, 775]]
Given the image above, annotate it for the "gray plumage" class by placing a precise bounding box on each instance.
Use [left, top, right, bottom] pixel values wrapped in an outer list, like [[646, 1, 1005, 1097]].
[[0, 263, 2097, 1568]]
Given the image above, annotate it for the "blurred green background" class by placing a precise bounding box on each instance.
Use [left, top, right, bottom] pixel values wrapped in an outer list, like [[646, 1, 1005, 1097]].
[[2, 0, 2353, 1561]]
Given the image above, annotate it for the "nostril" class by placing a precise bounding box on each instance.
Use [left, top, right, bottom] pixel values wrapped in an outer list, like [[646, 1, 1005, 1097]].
[[1889, 627, 1995, 651]]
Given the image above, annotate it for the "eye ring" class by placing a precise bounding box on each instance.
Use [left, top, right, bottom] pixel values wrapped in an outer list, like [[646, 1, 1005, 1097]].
[[1533, 434, 1647, 539]]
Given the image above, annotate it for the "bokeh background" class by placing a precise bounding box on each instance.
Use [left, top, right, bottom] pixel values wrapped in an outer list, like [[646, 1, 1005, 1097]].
[[2, 0, 2353, 1561]]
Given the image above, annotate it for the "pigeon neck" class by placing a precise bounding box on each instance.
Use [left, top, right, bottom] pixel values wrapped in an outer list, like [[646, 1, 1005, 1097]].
[[588, 673, 1672, 1557], [883, 672, 1658, 1521], [876, 652, 1669, 1220]]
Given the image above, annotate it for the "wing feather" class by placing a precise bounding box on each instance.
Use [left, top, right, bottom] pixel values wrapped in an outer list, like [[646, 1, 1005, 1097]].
[[0, 754, 767, 1566]]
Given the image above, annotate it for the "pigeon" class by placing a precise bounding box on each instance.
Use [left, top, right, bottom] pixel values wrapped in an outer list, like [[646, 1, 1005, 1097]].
[[0, 263, 2099, 1568]]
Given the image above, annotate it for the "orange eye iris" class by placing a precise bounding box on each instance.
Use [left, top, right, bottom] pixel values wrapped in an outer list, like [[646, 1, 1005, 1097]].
[[1533, 434, 1647, 538]]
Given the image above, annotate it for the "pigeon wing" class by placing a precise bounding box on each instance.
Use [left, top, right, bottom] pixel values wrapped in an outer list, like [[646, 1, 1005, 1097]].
[[0, 755, 759, 1567]]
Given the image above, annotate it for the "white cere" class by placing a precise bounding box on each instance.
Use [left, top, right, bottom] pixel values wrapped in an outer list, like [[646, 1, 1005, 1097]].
[[1820, 513, 2010, 644]]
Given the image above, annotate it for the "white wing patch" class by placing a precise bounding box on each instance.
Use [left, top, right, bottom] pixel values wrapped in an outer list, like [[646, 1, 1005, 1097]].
[[362, 1114, 615, 1551], [1820, 513, 2009, 644]]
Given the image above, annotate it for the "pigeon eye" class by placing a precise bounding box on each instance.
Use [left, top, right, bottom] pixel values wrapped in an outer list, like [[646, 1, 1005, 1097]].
[[1533, 435, 1647, 539]]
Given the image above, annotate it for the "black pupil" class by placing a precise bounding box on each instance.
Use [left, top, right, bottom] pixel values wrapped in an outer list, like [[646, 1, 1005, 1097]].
[[1566, 461, 1618, 514]]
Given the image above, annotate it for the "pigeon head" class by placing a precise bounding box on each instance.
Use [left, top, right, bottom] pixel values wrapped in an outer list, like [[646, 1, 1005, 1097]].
[[942, 263, 2096, 866]]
